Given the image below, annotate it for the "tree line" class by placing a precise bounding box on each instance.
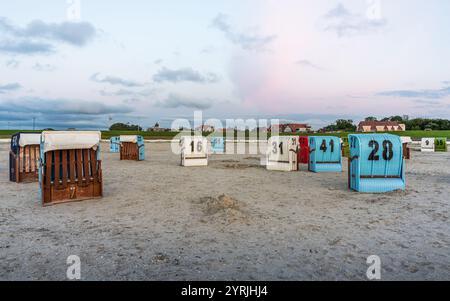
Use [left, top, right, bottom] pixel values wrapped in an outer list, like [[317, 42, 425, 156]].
[[321, 116, 450, 132]]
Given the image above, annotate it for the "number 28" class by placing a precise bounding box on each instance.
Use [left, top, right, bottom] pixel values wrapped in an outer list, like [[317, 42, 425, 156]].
[[368, 140, 393, 161]]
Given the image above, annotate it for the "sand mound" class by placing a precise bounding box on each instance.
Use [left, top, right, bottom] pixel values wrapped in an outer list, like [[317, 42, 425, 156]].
[[197, 194, 250, 224]]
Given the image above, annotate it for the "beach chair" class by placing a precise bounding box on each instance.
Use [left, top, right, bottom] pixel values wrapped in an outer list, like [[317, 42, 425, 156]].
[[434, 137, 448, 152], [421, 138, 435, 152], [298, 136, 310, 165], [400, 137, 412, 160], [308, 136, 342, 173], [180, 136, 208, 167], [119, 135, 145, 161], [210, 137, 226, 154], [348, 134, 405, 193], [9, 133, 41, 183], [110, 136, 120, 153], [266, 136, 298, 171], [39, 131, 103, 206]]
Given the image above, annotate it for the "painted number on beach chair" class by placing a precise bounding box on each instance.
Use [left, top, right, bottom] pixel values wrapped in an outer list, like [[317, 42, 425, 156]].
[[272, 141, 284, 155], [191, 140, 203, 152], [320, 139, 334, 153], [368, 140, 394, 161]]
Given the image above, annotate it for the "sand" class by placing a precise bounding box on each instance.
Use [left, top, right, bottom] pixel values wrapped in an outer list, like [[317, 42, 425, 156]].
[[0, 141, 449, 280]]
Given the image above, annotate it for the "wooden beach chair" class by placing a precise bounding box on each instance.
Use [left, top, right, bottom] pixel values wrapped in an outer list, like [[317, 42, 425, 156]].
[[400, 137, 412, 160], [9, 133, 41, 183], [39, 131, 103, 206], [119, 135, 145, 161]]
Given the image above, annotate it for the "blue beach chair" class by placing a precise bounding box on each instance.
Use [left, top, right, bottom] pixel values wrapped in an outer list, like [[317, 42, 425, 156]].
[[348, 134, 405, 193], [210, 137, 226, 154], [308, 136, 342, 173], [110, 136, 120, 153]]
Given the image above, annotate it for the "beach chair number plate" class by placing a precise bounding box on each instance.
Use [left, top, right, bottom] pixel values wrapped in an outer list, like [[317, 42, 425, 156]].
[[272, 142, 284, 155], [368, 140, 393, 161], [191, 141, 203, 152], [320, 139, 334, 153]]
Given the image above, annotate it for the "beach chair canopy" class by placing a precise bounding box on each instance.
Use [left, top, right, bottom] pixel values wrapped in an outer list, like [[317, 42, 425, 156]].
[[18, 133, 41, 147], [11, 133, 41, 154], [400, 136, 413, 144], [120, 135, 138, 143], [41, 131, 101, 153]]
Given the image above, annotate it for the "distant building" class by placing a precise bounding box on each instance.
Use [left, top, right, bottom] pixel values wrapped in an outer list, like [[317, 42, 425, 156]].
[[195, 125, 215, 133], [357, 121, 406, 132], [147, 122, 169, 132], [270, 123, 311, 133]]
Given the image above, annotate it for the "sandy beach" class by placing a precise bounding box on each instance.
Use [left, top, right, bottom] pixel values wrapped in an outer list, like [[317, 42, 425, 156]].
[[0, 141, 449, 281]]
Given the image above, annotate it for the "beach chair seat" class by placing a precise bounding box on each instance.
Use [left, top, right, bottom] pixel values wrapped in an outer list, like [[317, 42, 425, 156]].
[[39, 131, 103, 206], [266, 136, 298, 171], [308, 136, 342, 173], [348, 134, 405, 193], [9, 133, 41, 183], [119, 135, 145, 161], [180, 136, 208, 167]]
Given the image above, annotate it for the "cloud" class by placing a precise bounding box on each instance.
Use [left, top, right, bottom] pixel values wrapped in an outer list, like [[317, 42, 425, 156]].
[[33, 63, 56, 72], [153, 67, 220, 84], [0, 97, 133, 115], [0, 17, 96, 54], [154, 59, 163, 65], [99, 88, 155, 97], [321, 3, 387, 37], [0, 18, 96, 46], [0, 40, 54, 54], [5, 59, 19, 69], [90, 73, 146, 87], [325, 3, 352, 18], [201, 45, 216, 54], [296, 60, 325, 71], [0, 82, 21, 93], [155, 94, 214, 110], [211, 14, 276, 51], [376, 85, 450, 99], [0, 97, 136, 129]]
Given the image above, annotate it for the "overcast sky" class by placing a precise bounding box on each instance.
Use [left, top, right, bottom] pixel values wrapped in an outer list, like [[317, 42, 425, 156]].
[[1, 0, 450, 130]]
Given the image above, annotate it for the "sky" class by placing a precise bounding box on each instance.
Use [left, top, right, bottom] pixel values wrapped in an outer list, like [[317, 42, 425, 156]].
[[1, 0, 450, 130]]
